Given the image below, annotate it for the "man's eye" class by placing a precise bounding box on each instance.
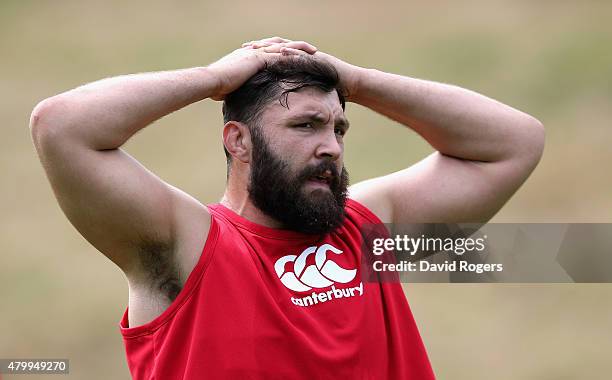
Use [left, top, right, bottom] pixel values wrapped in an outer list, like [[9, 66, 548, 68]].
[[335, 128, 346, 136], [296, 123, 313, 129]]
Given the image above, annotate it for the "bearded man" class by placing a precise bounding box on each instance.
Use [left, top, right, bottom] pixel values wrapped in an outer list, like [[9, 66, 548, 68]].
[[30, 37, 544, 379]]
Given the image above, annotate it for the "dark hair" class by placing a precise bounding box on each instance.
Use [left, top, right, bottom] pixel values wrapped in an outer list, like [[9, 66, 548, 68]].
[[221, 56, 346, 170]]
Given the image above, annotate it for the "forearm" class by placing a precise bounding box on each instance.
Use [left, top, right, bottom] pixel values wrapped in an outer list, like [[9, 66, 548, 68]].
[[30, 66, 219, 150], [351, 69, 544, 163]]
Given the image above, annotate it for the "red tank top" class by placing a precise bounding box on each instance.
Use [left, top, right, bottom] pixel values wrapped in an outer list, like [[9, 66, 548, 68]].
[[119, 199, 435, 379]]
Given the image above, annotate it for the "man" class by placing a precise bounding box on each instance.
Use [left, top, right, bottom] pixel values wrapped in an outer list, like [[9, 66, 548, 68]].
[[30, 37, 544, 379]]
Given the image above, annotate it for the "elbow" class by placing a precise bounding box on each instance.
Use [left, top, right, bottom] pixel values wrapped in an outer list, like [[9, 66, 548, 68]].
[[29, 96, 69, 149], [513, 116, 545, 174], [526, 117, 545, 164]]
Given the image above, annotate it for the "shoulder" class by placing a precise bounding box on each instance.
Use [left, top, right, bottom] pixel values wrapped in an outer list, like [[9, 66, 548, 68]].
[[348, 180, 394, 223], [344, 198, 386, 225]]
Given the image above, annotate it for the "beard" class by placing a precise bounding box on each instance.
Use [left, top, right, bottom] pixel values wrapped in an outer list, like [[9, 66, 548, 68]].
[[248, 131, 349, 235]]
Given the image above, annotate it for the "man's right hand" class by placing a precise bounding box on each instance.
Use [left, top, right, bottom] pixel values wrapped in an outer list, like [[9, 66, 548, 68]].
[[207, 36, 318, 101]]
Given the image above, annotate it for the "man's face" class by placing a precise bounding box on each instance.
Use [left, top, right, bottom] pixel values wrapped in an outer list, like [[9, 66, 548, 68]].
[[248, 87, 350, 234]]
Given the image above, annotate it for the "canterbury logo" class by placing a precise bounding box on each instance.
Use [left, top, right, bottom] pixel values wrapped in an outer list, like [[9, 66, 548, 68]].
[[274, 244, 357, 292]]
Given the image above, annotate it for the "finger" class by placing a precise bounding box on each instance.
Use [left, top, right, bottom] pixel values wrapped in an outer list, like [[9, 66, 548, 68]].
[[241, 39, 263, 46], [254, 41, 277, 49], [243, 36, 291, 47], [255, 51, 283, 60], [242, 41, 276, 50], [262, 44, 284, 53], [283, 41, 317, 54], [260, 36, 291, 43], [280, 47, 309, 56], [261, 42, 317, 54]]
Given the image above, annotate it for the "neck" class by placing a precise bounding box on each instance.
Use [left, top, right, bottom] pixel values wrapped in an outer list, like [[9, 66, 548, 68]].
[[221, 171, 283, 229]]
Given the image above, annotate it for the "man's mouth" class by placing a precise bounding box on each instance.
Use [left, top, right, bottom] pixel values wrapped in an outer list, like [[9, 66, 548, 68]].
[[307, 170, 333, 187]]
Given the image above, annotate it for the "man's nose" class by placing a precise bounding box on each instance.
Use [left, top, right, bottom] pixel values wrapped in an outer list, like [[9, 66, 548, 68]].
[[315, 129, 342, 160]]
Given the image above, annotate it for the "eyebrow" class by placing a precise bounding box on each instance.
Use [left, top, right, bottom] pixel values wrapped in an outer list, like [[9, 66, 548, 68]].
[[287, 111, 350, 130]]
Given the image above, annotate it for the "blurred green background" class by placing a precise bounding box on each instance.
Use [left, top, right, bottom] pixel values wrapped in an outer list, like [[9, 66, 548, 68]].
[[1, 0, 611, 379]]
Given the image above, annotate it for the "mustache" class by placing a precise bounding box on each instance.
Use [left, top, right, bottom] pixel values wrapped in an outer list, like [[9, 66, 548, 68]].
[[297, 161, 341, 185]]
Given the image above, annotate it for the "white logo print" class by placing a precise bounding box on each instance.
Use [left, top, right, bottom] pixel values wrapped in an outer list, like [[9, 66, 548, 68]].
[[274, 244, 357, 292]]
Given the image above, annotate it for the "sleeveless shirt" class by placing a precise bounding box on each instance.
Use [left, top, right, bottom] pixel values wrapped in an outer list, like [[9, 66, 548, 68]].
[[119, 199, 435, 379]]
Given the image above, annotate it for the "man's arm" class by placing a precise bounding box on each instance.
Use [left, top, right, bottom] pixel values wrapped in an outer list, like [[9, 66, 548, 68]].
[[345, 68, 545, 223], [29, 38, 317, 279], [30, 68, 220, 277]]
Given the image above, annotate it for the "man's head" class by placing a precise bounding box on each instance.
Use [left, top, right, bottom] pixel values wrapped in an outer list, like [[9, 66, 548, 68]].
[[222, 56, 350, 234]]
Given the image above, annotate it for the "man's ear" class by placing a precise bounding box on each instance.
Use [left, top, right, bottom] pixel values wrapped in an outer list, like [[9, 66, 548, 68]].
[[223, 121, 252, 164]]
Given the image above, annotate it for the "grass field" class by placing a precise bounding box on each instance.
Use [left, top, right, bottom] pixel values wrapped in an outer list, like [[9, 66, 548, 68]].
[[1, 1, 612, 378]]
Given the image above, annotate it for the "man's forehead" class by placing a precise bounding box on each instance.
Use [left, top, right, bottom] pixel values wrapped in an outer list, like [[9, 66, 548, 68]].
[[264, 88, 346, 121]]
